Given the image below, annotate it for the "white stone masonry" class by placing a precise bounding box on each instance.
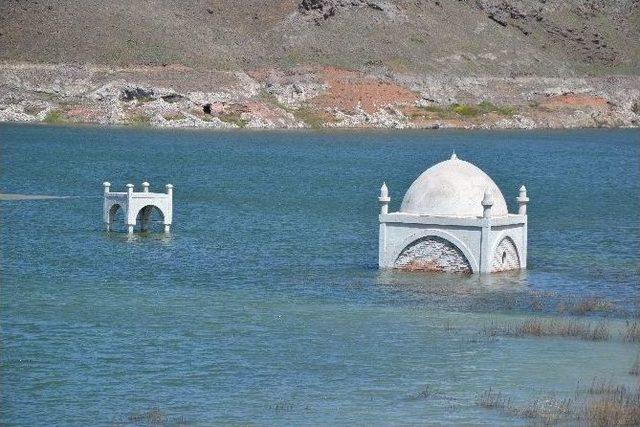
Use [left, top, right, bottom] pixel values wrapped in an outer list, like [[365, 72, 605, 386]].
[[378, 153, 528, 274], [103, 181, 173, 233]]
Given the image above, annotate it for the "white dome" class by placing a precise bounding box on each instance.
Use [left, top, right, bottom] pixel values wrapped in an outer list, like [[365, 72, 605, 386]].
[[400, 154, 508, 217]]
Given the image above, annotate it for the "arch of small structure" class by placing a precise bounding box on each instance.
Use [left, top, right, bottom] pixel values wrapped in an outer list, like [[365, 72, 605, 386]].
[[134, 204, 166, 232], [104, 203, 123, 230], [108, 204, 121, 220]]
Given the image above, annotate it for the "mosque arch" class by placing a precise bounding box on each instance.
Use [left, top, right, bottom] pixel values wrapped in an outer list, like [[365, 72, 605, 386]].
[[490, 235, 521, 272], [391, 229, 478, 273]]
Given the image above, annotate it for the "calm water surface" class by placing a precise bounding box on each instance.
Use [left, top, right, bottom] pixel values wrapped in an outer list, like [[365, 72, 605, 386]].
[[2, 124, 639, 425]]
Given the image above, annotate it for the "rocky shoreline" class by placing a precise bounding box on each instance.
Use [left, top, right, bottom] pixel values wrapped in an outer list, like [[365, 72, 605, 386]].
[[1, 63, 638, 130]]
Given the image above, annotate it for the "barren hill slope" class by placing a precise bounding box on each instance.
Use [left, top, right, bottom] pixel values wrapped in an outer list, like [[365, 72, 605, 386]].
[[2, 0, 639, 76]]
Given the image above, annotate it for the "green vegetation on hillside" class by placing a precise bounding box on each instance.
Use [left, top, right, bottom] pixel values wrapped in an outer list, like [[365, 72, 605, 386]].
[[43, 110, 66, 124]]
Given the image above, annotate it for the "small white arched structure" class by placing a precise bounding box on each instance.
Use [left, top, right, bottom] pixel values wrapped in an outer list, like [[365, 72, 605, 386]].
[[103, 181, 173, 234], [378, 153, 529, 274]]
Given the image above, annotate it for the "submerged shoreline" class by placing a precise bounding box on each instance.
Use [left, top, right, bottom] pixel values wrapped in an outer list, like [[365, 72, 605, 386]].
[[1, 62, 639, 130]]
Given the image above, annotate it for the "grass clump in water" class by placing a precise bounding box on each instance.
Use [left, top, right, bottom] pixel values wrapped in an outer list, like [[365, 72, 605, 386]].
[[407, 385, 435, 401], [479, 382, 640, 426], [562, 297, 616, 315], [484, 319, 610, 341], [477, 388, 573, 424], [583, 378, 634, 396], [623, 322, 640, 342], [127, 407, 164, 424], [584, 384, 640, 427], [630, 355, 640, 376]]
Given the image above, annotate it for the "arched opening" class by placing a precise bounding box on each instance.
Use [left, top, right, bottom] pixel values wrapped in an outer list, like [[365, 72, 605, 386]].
[[394, 236, 472, 273], [108, 204, 125, 232], [136, 205, 165, 233], [491, 237, 520, 272]]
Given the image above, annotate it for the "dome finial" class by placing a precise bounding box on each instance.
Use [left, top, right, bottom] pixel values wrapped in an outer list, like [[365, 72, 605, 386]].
[[450, 150, 458, 160], [481, 188, 494, 207]]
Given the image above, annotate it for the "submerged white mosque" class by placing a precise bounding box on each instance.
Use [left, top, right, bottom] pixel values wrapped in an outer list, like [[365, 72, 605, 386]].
[[378, 153, 529, 274]]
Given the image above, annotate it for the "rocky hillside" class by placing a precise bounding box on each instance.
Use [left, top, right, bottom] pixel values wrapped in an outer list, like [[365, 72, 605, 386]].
[[0, 0, 639, 129]]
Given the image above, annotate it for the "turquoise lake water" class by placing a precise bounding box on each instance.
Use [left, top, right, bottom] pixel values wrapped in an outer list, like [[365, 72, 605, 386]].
[[1, 124, 639, 425]]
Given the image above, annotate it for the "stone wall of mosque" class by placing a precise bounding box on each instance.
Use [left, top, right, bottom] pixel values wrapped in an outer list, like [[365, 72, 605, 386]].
[[394, 236, 472, 273], [490, 236, 520, 272]]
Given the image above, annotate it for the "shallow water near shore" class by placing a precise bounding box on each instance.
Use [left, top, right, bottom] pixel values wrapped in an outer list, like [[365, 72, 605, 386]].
[[2, 124, 639, 425]]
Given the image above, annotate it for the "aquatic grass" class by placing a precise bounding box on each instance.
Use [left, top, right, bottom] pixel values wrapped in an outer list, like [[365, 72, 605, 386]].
[[564, 298, 616, 315], [477, 387, 511, 410], [479, 382, 640, 426], [623, 322, 640, 342], [270, 401, 311, 412], [584, 387, 640, 427], [127, 407, 164, 424], [272, 401, 295, 412], [407, 385, 434, 401], [531, 295, 545, 311], [477, 388, 574, 424], [591, 323, 611, 341], [629, 355, 640, 376], [123, 407, 188, 425], [484, 319, 611, 341], [583, 378, 633, 396], [517, 398, 574, 423]]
